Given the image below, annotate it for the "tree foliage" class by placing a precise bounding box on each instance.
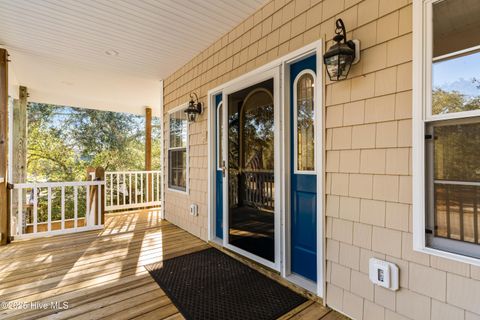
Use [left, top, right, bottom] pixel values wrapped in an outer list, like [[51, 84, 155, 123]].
[[27, 103, 161, 182], [432, 89, 480, 115]]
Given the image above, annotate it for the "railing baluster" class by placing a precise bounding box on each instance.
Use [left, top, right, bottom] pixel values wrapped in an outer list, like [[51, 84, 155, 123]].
[[17, 188, 23, 236], [47, 187, 52, 232], [74, 186, 78, 229], [151, 172, 154, 203], [135, 173, 137, 204], [116, 173, 120, 206], [33, 187, 38, 234], [459, 186, 464, 241], [123, 174, 126, 205], [129, 173, 132, 205], [149, 172, 152, 203], [141, 173, 144, 203], [98, 183, 102, 226], [86, 185, 90, 227], [474, 188, 478, 244], [157, 172, 160, 202], [446, 185, 451, 239], [149, 172, 153, 203], [146, 172, 150, 204], [110, 173, 113, 208], [61, 186, 65, 230]]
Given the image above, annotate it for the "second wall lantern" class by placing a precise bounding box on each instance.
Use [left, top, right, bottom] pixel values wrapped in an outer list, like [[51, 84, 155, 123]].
[[185, 92, 203, 122], [323, 19, 360, 81]]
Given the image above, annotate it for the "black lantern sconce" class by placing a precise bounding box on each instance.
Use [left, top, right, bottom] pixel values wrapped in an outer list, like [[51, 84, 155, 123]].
[[185, 92, 203, 122], [323, 19, 360, 81]]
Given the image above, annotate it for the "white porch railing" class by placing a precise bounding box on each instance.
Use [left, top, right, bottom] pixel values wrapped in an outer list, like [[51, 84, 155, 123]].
[[105, 170, 161, 211], [9, 180, 104, 239]]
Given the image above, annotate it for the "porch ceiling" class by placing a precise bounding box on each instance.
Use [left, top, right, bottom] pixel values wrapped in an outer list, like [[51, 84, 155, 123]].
[[0, 0, 267, 79]]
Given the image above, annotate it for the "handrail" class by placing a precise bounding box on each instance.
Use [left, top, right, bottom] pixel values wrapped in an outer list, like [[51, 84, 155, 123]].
[[9, 180, 104, 239], [104, 170, 161, 211], [14, 180, 104, 188]]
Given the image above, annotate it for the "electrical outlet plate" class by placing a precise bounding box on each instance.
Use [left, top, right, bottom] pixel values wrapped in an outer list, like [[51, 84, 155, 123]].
[[189, 204, 198, 216], [369, 258, 399, 291]]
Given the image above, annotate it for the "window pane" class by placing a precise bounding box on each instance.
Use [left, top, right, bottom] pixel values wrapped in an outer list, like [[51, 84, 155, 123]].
[[169, 110, 187, 148], [434, 122, 480, 182], [430, 121, 480, 247], [168, 149, 186, 190], [241, 88, 274, 172], [432, 0, 480, 115], [434, 184, 479, 244], [432, 52, 480, 115], [433, 0, 480, 58], [296, 73, 315, 171]]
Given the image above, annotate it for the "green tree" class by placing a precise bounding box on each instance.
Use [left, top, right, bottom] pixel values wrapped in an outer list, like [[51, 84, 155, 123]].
[[27, 103, 160, 182], [432, 89, 480, 115]]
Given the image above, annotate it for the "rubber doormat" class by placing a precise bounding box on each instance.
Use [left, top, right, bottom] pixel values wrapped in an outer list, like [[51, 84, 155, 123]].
[[145, 248, 307, 320]]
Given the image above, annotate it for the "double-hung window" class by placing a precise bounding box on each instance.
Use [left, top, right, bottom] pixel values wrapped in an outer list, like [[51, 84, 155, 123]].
[[168, 108, 188, 192], [415, 0, 480, 261]]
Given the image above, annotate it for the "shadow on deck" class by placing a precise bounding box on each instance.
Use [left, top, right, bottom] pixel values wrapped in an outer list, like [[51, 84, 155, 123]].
[[0, 208, 346, 320]]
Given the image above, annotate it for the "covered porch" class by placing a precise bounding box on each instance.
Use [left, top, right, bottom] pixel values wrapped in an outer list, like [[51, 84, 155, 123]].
[[0, 209, 337, 320], [0, 1, 349, 318]]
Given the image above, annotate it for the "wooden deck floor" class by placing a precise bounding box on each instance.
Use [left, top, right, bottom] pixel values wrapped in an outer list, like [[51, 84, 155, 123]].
[[0, 209, 343, 320]]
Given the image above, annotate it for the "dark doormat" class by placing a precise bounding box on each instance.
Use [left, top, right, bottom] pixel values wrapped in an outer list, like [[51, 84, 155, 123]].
[[145, 248, 307, 320]]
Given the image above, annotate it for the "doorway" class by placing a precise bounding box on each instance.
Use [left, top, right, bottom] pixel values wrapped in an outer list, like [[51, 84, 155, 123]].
[[221, 68, 281, 270], [227, 79, 275, 262], [208, 41, 323, 296]]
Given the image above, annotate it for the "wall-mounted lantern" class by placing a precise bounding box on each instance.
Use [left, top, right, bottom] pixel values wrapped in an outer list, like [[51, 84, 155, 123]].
[[185, 92, 203, 122], [323, 19, 360, 81]]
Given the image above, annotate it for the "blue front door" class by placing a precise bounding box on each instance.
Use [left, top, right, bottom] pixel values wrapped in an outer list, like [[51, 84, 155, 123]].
[[290, 55, 317, 281], [215, 94, 223, 239]]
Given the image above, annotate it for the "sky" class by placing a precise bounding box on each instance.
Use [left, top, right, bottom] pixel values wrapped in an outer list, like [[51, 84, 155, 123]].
[[433, 51, 480, 98]]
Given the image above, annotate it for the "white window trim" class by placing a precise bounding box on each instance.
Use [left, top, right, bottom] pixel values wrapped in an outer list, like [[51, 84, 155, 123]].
[[167, 103, 189, 195], [216, 101, 223, 171], [293, 69, 317, 175], [413, 0, 480, 266]]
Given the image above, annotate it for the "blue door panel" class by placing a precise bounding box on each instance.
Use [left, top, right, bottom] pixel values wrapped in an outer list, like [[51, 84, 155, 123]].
[[294, 174, 316, 192], [290, 54, 317, 282], [293, 192, 316, 248], [215, 172, 223, 238], [215, 94, 223, 239]]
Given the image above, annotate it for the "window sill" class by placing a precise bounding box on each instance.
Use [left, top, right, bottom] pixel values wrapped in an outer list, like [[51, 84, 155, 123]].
[[167, 187, 189, 195], [414, 245, 480, 267]]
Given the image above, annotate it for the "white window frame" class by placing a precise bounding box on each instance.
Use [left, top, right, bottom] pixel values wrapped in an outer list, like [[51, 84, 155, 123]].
[[216, 101, 223, 171], [167, 104, 189, 194], [413, 0, 480, 265], [293, 69, 317, 174]]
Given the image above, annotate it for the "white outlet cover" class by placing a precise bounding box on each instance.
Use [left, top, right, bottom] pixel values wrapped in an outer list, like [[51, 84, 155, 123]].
[[368, 258, 399, 291]]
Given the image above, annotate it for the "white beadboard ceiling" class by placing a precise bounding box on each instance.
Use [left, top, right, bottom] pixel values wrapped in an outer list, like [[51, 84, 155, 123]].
[[0, 0, 267, 79]]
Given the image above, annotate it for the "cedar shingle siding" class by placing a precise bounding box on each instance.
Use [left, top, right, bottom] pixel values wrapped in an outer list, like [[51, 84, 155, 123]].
[[162, 0, 480, 319]]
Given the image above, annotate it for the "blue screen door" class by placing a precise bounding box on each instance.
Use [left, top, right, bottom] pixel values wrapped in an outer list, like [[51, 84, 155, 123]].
[[290, 55, 317, 281], [215, 94, 223, 239]]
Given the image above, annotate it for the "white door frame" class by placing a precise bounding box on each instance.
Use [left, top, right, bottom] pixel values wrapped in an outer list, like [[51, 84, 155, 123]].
[[221, 66, 281, 271], [207, 40, 324, 297], [282, 50, 323, 295]]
